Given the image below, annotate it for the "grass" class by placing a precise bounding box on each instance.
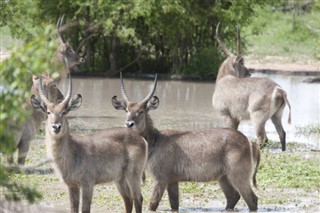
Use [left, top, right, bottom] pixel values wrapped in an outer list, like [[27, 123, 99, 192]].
[[244, 5, 320, 62], [258, 150, 320, 190], [296, 123, 320, 135]]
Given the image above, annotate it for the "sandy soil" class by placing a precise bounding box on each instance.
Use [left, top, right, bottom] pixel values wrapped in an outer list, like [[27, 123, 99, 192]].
[[246, 55, 320, 73]]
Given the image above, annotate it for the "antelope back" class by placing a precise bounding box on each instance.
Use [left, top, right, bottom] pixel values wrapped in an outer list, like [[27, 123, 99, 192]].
[[112, 73, 159, 135], [56, 15, 85, 68], [216, 23, 250, 80]]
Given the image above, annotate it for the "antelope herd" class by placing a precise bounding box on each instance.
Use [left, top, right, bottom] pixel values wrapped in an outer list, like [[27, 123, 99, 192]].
[[6, 18, 294, 213]]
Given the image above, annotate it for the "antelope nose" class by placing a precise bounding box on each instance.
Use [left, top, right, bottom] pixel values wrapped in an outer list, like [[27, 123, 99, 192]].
[[126, 121, 135, 128], [52, 124, 61, 133]]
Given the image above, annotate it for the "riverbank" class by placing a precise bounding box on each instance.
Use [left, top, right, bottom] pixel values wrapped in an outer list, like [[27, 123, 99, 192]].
[[246, 55, 320, 77]]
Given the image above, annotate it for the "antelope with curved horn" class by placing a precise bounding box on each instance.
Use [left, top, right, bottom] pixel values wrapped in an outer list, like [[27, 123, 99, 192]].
[[7, 15, 87, 165], [112, 73, 260, 211], [7, 73, 64, 165], [55, 14, 85, 69], [30, 62, 147, 213], [212, 23, 291, 151]]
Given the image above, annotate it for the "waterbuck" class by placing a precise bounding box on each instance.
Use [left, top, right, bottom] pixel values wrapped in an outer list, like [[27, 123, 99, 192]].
[[112, 73, 260, 211], [55, 14, 85, 69], [7, 74, 64, 165], [7, 15, 85, 165], [212, 23, 291, 151], [30, 65, 147, 213]]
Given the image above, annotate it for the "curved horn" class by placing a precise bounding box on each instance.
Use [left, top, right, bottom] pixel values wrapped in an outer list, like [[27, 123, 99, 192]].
[[141, 74, 158, 104], [38, 77, 51, 106], [120, 72, 130, 103], [215, 22, 235, 57], [57, 14, 65, 43], [60, 57, 73, 107], [237, 24, 241, 56]]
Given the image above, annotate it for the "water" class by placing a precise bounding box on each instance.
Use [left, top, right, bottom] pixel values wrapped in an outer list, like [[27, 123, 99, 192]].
[[59, 73, 319, 150]]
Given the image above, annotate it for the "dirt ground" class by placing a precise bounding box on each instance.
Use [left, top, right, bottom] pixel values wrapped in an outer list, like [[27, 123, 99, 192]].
[[245, 55, 320, 73]]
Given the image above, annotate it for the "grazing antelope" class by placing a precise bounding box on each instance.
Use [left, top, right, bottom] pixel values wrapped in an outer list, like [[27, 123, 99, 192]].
[[212, 23, 291, 151], [7, 15, 85, 165], [30, 65, 147, 213], [112, 73, 260, 211]]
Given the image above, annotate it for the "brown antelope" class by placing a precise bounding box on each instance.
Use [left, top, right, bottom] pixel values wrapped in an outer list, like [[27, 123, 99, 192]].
[[7, 15, 85, 165], [30, 64, 147, 213], [7, 74, 64, 165], [55, 14, 85, 69], [112, 73, 260, 211], [212, 23, 291, 151]]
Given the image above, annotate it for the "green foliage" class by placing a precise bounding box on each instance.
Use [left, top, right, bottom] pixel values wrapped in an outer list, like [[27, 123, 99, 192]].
[[0, 167, 42, 203], [0, 0, 39, 40], [0, 24, 58, 203], [2, 0, 264, 77], [186, 46, 222, 79]]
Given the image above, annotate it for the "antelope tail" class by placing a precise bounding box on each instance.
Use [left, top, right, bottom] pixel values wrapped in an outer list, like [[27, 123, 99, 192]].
[[278, 88, 292, 124]]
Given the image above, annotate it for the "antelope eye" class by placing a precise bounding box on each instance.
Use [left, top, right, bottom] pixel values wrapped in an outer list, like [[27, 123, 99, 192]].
[[47, 111, 51, 115], [68, 48, 74, 54]]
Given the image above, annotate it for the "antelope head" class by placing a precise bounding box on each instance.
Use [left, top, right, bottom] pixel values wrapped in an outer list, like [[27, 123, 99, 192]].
[[112, 73, 159, 135], [30, 67, 82, 138], [32, 73, 63, 104], [216, 23, 250, 78], [57, 15, 85, 68]]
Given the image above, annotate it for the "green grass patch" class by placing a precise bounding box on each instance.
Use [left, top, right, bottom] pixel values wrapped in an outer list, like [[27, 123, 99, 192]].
[[244, 5, 320, 61], [296, 123, 320, 135], [258, 150, 320, 190]]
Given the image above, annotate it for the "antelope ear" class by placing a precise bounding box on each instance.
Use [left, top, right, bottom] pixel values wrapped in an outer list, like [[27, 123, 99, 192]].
[[32, 75, 39, 85], [111, 96, 127, 110], [147, 96, 159, 111], [65, 94, 82, 113], [30, 95, 46, 114]]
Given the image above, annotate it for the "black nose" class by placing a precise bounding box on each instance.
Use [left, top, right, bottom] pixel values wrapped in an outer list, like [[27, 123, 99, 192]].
[[52, 124, 61, 133], [126, 121, 134, 128]]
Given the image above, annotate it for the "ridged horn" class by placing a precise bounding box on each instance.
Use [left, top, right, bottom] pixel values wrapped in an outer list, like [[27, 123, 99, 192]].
[[120, 72, 130, 103], [57, 14, 65, 44], [141, 74, 158, 104], [216, 22, 235, 57], [60, 57, 72, 107], [38, 77, 51, 106]]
